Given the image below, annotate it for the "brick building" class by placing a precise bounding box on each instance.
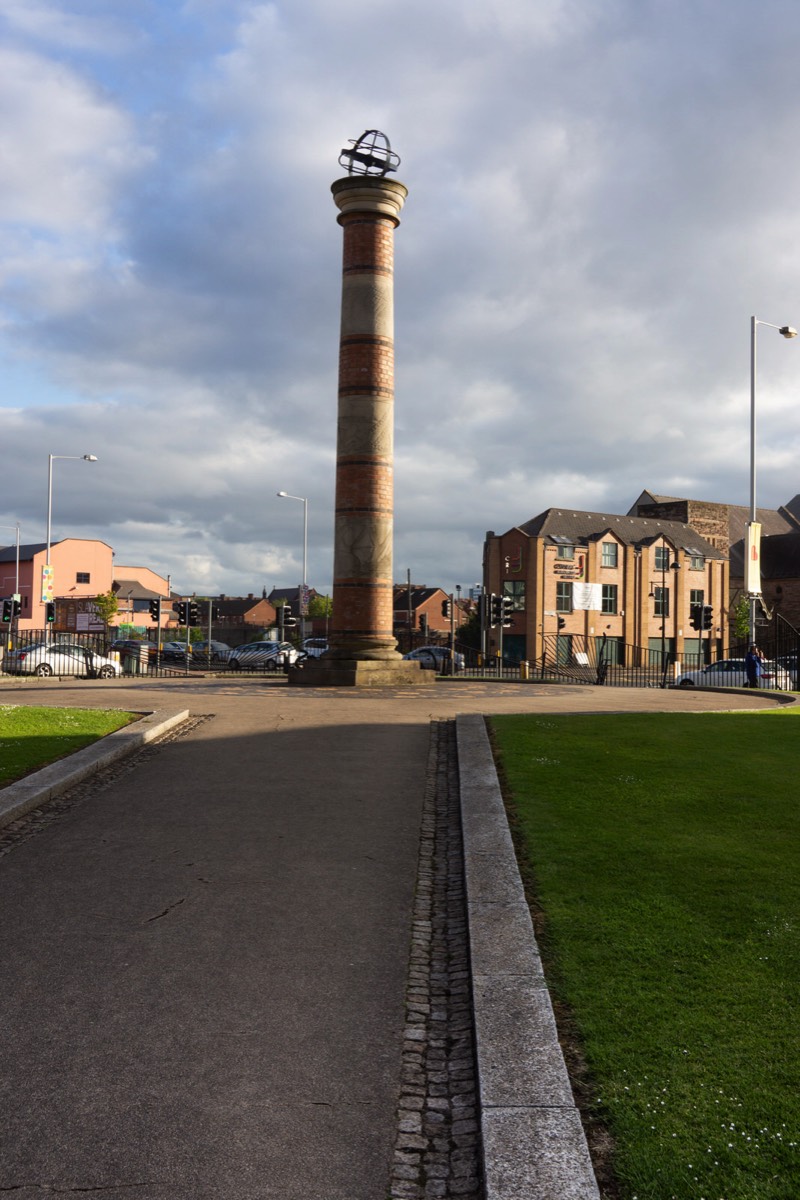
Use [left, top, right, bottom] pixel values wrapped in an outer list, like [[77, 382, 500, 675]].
[[483, 509, 728, 668], [393, 586, 452, 644], [630, 490, 800, 629]]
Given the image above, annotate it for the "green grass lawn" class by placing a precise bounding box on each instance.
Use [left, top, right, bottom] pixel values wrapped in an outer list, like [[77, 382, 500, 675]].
[[0, 705, 137, 786], [490, 710, 800, 1200]]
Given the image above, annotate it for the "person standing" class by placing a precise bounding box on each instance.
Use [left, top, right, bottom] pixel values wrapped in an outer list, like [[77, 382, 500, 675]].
[[745, 643, 764, 688]]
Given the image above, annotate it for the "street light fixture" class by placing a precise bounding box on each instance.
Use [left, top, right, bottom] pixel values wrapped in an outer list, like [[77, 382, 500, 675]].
[[276, 491, 308, 629], [45, 454, 98, 630], [748, 317, 796, 641]]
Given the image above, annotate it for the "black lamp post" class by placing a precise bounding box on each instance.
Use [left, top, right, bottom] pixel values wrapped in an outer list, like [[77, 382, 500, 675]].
[[658, 551, 681, 686]]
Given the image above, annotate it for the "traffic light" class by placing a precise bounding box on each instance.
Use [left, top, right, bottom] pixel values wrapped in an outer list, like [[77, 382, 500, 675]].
[[702, 605, 713, 631], [557, 616, 566, 630], [1, 598, 12, 623], [149, 598, 162, 622], [188, 601, 200, 626], [490, 594, 504, 628], [419, 612, 428, 634], [689, 604, 702, 631], [12, 599, 20, 619], [173, 601, 189, 624], [500, 596, 513, 628], [282, 607, 297, 628], [441, 599, 452, 619], [45, 601, 56, 623]]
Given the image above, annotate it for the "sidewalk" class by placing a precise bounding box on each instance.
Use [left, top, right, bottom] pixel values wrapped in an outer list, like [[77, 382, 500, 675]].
[[0, 676, 788, 1199]]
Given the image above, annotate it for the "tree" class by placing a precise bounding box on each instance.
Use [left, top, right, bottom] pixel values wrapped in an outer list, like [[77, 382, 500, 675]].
[[93, 590, 119, 633], [456, 605, 481, 650], [731, 596, 750, 642], [307, 594, 332, 619]]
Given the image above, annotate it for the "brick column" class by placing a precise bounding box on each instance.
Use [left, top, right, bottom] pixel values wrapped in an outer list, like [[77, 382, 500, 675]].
[[290, 174, 429, 685], [329, 177, 406, 661]]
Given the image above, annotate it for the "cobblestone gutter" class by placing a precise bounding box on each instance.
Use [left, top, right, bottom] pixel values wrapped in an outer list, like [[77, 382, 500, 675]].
[[388, 719, 484, 1200]]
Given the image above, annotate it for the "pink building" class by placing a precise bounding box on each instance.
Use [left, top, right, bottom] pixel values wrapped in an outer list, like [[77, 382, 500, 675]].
[[0, 539, 113, 630]]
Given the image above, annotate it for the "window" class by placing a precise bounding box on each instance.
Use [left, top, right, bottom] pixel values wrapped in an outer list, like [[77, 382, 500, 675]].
[[601, 584, 618, 614], [556, 544, 574, 560], [654, 586, 669, 617], [76, 572, 90, 584], [690, 554, 704, 571], [601, 542, 618, 568], [502, 580, 526, 611], [556, 582, 573, 612], [690, 588, 704, 608], [654, 546, 670, 571]]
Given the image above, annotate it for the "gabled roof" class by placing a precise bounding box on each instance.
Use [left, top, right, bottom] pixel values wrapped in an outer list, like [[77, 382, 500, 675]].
[[0, 538, 113, 563], [393, 585, 446, 609], [0, 541, 50, 562], [514, 508, 725, 559], [627, 490, 685, 512], [629, 489, 796, 543], [268, 587, 318, 607], [112, 579, 165, 601], [212, 597, 274, 616]]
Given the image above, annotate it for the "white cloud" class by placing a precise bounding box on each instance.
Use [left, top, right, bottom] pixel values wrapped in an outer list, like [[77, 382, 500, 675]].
[[2, 0, 800, 599]]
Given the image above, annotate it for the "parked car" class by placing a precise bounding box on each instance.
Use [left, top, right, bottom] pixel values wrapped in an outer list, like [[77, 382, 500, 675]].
[[109, 639, 158, 654], [302, 638, 329, 659], [403, 645, 466, 673], [190, 640, 231, 664], [228, 641, 300, 671], [776, 654, 799, 687], [676, 658, 791, 689], [3, 641, 122, 679], [161, 640, 190, 662]]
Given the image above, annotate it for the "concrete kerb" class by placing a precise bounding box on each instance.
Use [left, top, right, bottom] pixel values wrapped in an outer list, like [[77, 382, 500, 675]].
[[456, 712, 601, 1200], [0, 708, 190, 831]]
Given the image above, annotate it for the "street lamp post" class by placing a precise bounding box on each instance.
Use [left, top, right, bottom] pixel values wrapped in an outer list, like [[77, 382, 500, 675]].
[[45, 454, 98, 632], [276, 491, 308, 634], [656, 550, 681, 687], [749, 318, 796, 642]]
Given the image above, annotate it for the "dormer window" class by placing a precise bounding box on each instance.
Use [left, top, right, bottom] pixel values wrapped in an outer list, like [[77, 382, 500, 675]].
[[601, 543, 618, 568]]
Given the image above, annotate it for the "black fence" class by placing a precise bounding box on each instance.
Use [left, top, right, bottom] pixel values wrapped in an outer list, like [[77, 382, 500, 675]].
[[0, 630, 294, 678], [6, 618, 799, 687]]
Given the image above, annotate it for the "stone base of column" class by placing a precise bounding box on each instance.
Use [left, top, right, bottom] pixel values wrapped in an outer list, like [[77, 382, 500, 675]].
[[288, 657, 434, 688]]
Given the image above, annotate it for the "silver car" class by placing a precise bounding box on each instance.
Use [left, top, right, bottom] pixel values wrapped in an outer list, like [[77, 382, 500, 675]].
[[403, 645, 466, 673], [676, 658, 791, 689], [228, 641, 299, 671], [3, 641, 122, 679]]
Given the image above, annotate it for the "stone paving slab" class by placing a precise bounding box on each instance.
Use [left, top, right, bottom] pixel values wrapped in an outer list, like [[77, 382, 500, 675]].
[[481, 1108, 601, 1200]]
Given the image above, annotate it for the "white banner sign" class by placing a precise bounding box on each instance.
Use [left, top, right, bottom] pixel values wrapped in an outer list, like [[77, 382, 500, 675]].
[[573, 582, 602, 611], [745, 522, 762, 595]]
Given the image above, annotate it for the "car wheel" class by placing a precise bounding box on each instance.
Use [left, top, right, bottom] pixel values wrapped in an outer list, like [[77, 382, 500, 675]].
[[229, 660, 241, 670], [98, 665, 116, 678], [34, 663, 53, 677], [679, 679, 694, 687], [265, 659, 278, 672]]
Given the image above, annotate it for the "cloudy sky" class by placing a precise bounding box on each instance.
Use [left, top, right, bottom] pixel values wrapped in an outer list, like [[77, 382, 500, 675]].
[[2, 0, 800, 599]]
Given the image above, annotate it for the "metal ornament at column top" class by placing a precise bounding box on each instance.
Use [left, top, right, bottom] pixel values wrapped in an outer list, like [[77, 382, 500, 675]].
[[339, 130, 400, 177]]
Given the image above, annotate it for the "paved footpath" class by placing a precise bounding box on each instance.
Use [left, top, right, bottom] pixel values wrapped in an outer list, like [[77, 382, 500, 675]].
[[0, 675, 786, 1199]]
